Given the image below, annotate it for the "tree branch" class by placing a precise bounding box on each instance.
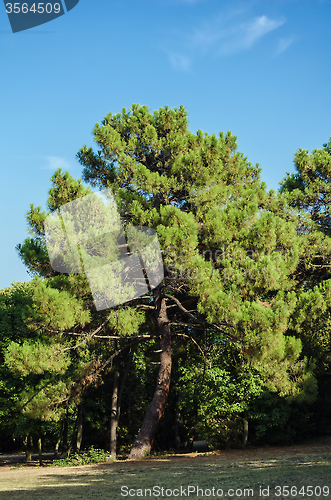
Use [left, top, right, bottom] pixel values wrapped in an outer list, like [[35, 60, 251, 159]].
[[165, 294, 203, 324], [54, 315, 112, 354]]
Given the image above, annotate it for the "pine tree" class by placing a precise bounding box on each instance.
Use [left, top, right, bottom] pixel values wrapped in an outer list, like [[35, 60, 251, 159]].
[[77, 104, 315, 456], [13, 169, 150, 457], [280, 139, 331, 385]]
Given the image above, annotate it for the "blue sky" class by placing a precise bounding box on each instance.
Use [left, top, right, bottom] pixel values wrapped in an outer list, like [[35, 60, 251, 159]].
[[1, 0, 330, 289]]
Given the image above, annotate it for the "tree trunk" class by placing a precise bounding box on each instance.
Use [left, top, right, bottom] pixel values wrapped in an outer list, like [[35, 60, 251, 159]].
[[76, 404, 83, 453], [110, 358, 120, 457], [187, 388, 198, 451], [128, 286, 172, 459], [187, 425, 196, 451], [109, 346, 135, 458], [25, 434, 33, 463], [61, 404, 69, 458], [54, 422, 63, 459], [175, 400, 181, 450], [240, 414, 249, 447], [37, 435, 43, 466]]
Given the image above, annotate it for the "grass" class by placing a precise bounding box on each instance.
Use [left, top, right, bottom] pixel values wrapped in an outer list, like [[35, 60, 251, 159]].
[[0, 440, 330, 499]]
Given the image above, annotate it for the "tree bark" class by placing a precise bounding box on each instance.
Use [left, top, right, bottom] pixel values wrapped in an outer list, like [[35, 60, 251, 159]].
[[109, 346, 135, 458], [37, 435, 43, 466], [61, 404, 69, 458], [54, 422, 63, 459], [76, 404, 83, 453], [128, 286, 172, 459], [25, 434, 33, 463], [240, 414, 249, 447], [187, 387, 199, 451], [175, 401, 181, 450], [110, 358, 120, 457]]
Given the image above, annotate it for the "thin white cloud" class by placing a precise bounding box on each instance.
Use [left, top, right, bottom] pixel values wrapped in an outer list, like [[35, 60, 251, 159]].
[[188, 5, 252, 52], [163, 5, 286, 70], [42, 156, 73, 171], [10, 154, 77, 172], [165, 51, 191, 71], [275, 35, 295, 55], [244, 15, 285, 47], [189, 29, 221, 52], [218, 15, 286, 55]]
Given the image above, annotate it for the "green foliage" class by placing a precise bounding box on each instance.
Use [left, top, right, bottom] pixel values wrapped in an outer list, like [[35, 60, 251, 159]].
[[24, 278, 91, 332], [51, 447, 109, 467], [249, 391, 295, 444], [0, 282, 36, 426], [0, 274, 95, 427], [16, 170, 93, 278], [280, 138, 331, 236], [107, 308, 145, 337], [280, 139, 331, 379], [5, 340, 70, 376], [47, 169, 93, 212]]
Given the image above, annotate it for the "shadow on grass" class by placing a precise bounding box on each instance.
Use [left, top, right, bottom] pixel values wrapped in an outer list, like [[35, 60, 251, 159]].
[[0, 453, 330, 500]]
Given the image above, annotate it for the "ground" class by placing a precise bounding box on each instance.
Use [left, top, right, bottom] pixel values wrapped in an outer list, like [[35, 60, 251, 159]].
[[0, 436, 330, 499]]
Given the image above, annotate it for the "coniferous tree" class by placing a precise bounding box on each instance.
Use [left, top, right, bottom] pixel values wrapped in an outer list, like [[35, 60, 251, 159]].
[[279, 139, 331, 430], [13, 169, 151, 456], [77, 104, 316, 457]]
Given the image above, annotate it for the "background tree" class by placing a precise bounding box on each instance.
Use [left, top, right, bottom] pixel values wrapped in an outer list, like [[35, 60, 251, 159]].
[[0, 282, 35, 452], [12, 168, 159, 458], [279, 138, 331, 433], [280, 138, 331, 237]]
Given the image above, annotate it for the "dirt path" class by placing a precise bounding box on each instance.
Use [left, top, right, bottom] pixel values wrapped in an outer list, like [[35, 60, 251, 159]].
[[0, 453, 55, 467]]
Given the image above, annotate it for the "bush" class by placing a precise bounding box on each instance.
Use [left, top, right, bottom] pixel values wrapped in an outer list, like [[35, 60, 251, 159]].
[[51, 447, 110, 467]]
